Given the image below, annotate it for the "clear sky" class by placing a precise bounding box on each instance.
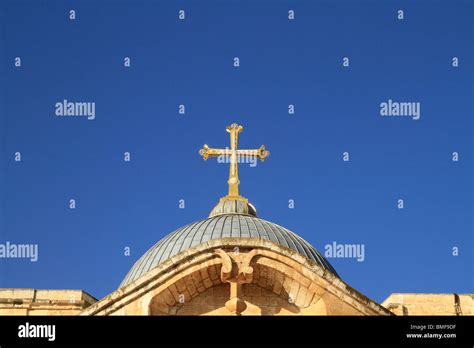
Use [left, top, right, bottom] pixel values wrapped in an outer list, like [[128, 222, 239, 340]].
[[0, 0, 472, 304]]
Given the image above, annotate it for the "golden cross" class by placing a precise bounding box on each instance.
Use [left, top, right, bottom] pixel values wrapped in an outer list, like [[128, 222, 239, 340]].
[[199, 123, 269, 198]]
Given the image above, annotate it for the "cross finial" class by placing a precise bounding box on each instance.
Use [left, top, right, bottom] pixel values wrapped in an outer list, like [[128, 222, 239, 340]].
[[199, 123, 269, 199]]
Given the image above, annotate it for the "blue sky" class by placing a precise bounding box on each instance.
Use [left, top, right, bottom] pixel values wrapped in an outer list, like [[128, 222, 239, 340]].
[[0, 0, 472, 304]]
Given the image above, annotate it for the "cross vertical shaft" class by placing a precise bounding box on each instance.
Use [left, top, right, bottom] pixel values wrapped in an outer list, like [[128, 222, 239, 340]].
[[227, 124, 242, 197]]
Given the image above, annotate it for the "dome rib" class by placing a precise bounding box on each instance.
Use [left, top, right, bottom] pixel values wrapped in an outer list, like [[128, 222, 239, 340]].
[[239, 214, 249, 237], [247, 215, 260, 239]]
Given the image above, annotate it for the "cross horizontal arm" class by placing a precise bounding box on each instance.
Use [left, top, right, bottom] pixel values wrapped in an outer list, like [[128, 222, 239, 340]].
[[199, 145, 270, 161]]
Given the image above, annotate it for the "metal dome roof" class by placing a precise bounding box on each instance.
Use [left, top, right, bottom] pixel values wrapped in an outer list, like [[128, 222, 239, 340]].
[[120, 214, 338, 287]]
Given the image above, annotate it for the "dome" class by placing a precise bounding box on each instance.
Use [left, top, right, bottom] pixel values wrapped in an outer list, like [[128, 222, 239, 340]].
[[120, 214, 339, 287], [120, 123, 339, 289]]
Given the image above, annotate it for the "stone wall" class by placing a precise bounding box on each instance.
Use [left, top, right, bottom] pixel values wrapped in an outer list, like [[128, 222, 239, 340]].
[[0, 289, 96, 315], [382, 293, 474, 316]]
